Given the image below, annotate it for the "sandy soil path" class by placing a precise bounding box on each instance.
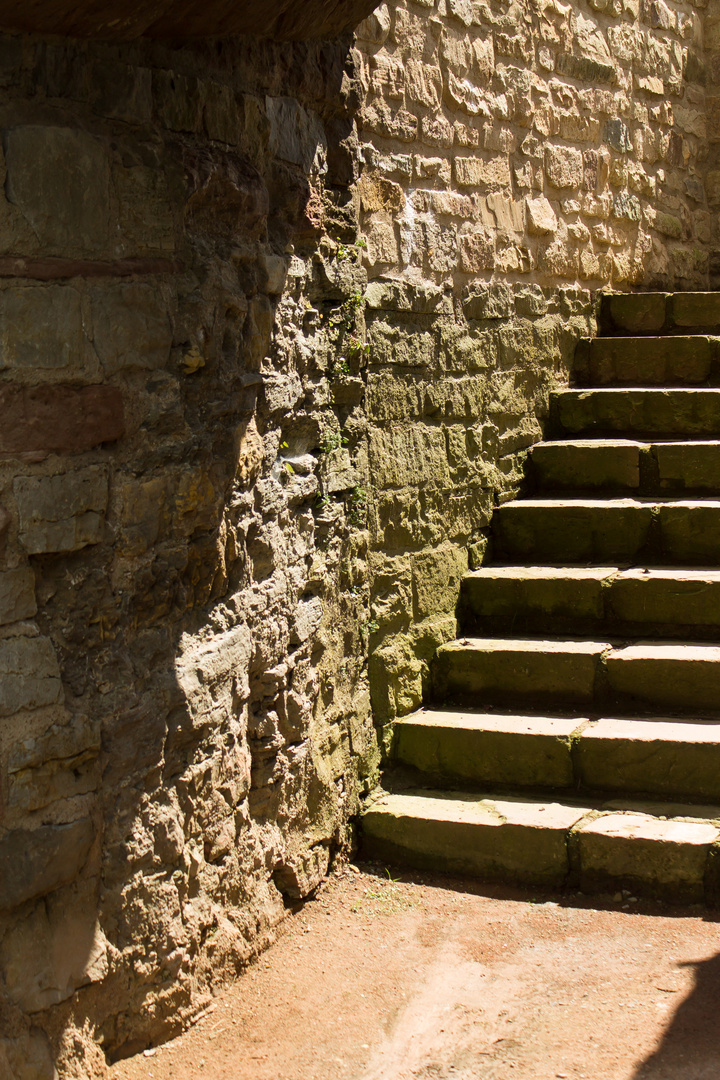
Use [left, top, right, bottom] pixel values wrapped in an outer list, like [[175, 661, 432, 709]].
[[110, 864, 720, 1080]]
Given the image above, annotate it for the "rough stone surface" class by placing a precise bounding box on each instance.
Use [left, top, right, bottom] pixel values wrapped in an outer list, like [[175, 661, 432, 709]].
[[0, 0, 714, 1072]]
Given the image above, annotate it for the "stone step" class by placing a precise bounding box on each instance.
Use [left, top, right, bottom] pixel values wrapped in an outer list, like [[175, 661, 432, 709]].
[[493, 497, 720, 564], [361, 789, 720, 903], [433, 636, 609, 707], [462, 566, 720, 639], [528, 439, 720, 495], [393, 708, 720, 802], [434, 635, 720, 716], [550, 388, 720, 440], [606, 642, 720, 713], [599, 291, 720, 336], [574, 336, 720, 387]]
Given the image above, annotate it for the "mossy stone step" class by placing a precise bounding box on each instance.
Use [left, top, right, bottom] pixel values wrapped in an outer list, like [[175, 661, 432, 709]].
[[550, 388, 720, 439], [574, 336, 719, 387], [606, 642, 720, 712], [393, 707, 720, 802], [494, 497, 720, 564], [362, 790, 590, 886], [433, 636, 609, 706], [463, 566, 720, 639], [361, 790, 720, 903], [599, 292, 720, 336], [394, 709, 581, 788], [577, 718, 720, 801], [528, 439, 720, 495]]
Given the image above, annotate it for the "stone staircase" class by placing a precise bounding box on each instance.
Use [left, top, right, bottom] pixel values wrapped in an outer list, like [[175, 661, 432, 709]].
[[362, 291, 720, 906]]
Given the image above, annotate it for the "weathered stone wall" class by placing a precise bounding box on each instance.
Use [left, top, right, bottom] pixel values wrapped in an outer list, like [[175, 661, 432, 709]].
[[0, 32, 379, 1077], [0, 1, 714, 1076], [355, 0, 709, 733]]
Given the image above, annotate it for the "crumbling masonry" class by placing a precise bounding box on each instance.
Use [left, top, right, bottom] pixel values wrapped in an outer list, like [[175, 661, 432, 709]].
[[0, 0, 717, 1075]]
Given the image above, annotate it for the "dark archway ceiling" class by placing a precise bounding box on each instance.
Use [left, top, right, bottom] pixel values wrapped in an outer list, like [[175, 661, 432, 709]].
[[0, 0, 381, 40]]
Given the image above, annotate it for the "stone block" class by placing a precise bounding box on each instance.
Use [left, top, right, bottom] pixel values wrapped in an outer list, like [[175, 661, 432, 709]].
[[0, 634, 63, 716], [454, 156, 511, 189], [672, 293, 720, 329], [369, 426, 448, 489], [0, 567, 37, 626], [526, 196, 557, 235], [599, 291, 668, 333], [463, 566, 611, 630], [575, 811, 718, 903], [4, 126, 110, 254], [1, 878, 107, 1012], [529, 440, 643, 490], [458, 230, 495, 272], [434, 637, 608, 706], [584, 336, 713, 387], [363, 791, 588, 885], [90, 60, 152, 122], [654, 442, 720, 492], [14, 465, 109, 554], [204, 81, 241, 145], [545, 145, 584, 188], [606, 642, 720, 712], [90, 283, 172, 375], [395, 710, 580, 788], [0, 819, 93, 909], [0, 383, 124, 455], [411, 545, 467, 620], [577, 718, 720, 801], [153, 69, 203, 132], [551, 389, 720, 440], [659, 502, 720, 563], [608, 569, 720, 630], [0, 285, 84, 373], [494, 498, 653, 562], [266, 96, 327, 175]]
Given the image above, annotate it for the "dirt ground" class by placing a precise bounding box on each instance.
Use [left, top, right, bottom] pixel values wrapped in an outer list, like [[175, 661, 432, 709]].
[[109, 863, 720, 1080]]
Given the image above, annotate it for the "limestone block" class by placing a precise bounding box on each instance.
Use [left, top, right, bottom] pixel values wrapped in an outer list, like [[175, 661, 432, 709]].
[[266, 96, 328, 175], [0, 635, 63, 716], [1, 879, 107, 1012], [544, 144, 584, 188], [0, 819, 94, 909], [114, 163, 176, 255], [90, 283, 172, 375], [526, 196, 557, 235], [0, 384, 125, 455], [369, 425, 448, 489], [459, 229, 495, 272], [605, 118, 633, 152], [0, 567, 37, 626], [320, 448, 356, 493], [2, 1030, 55, 1080], [455, 155, 511, 188], [204, 81, 240, 144], [0, 286, 84, 373], [405, 59, 442, 109], [89, 59, 152, 122], [14, 465, 109, 554], [411, 545, 467, 620], [4, 126, 110, 254], [153, 69, 203, 132]]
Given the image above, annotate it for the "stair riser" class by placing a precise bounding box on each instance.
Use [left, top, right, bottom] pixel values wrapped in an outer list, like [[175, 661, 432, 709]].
[[528, 441, 720, 496], [599, 292, 720, 336], [574, 336, 720, 388], [362, 815, 570, 887], [550, 390, 720, 440], [434, 643, 720, 717], [362, 797, 720, 904], [395, 720, 720, 802], [494, 503, 720, 564], [463, 573, 720, 640]]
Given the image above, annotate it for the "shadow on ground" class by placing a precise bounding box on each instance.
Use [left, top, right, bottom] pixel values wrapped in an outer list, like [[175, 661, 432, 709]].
[[632, 950, 720, 1079]]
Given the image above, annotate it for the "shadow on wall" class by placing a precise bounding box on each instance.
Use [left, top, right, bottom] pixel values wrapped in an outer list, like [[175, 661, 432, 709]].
[[631, 948, 720, 1079], [0, 31, 379, 1077]]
